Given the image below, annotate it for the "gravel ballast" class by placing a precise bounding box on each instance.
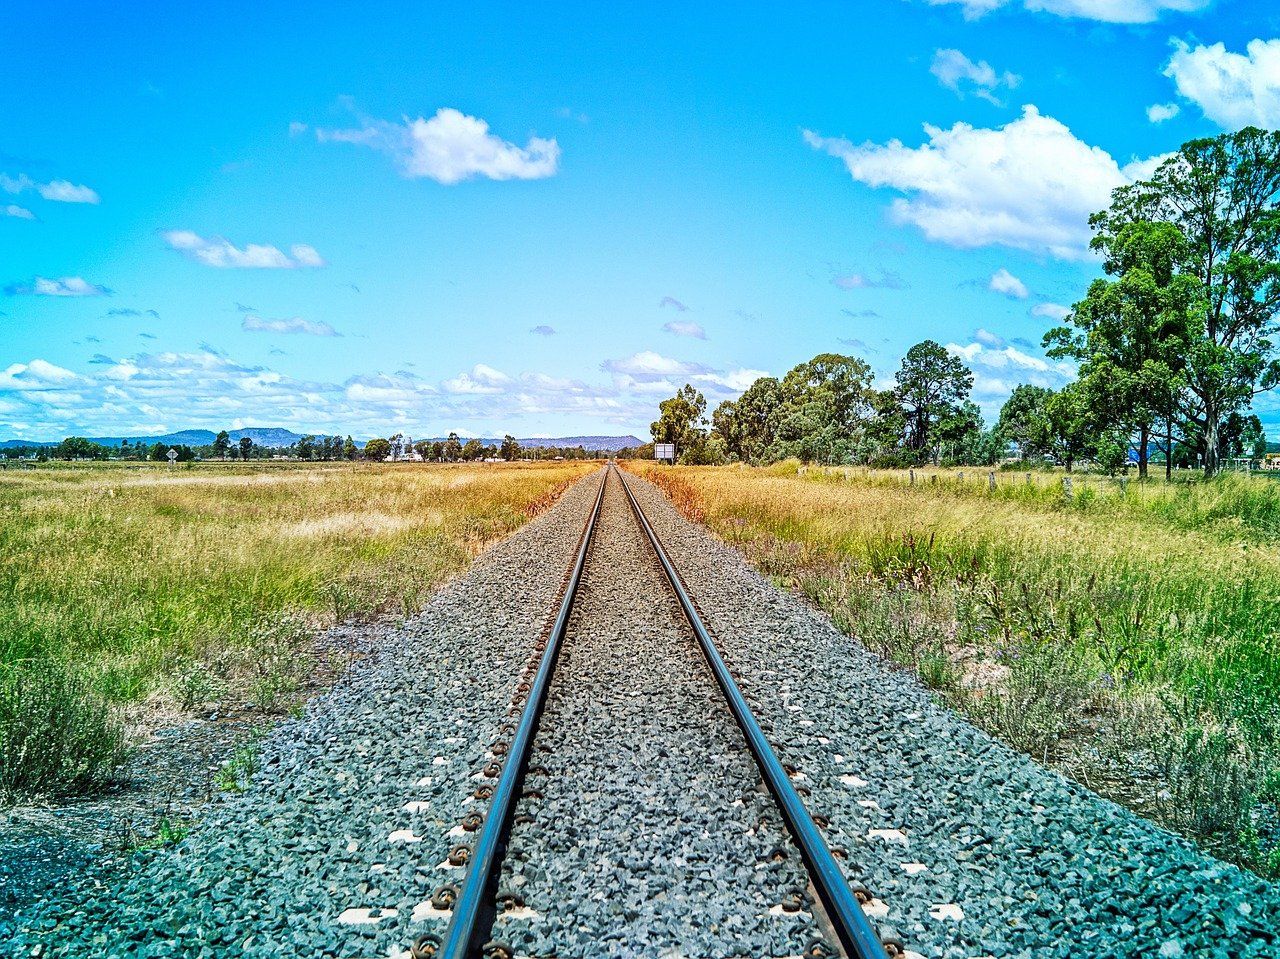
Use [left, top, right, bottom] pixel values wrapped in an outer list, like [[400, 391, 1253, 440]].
[[13, 465, 1280, 958], [492, 469, 821, 957]]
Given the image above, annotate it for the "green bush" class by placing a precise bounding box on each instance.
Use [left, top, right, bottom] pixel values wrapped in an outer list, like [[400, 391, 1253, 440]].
[[0, 659, 129, 802]]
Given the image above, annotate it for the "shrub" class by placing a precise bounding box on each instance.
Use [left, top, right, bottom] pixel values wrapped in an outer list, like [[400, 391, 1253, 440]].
[[0, 659, 129, 802]]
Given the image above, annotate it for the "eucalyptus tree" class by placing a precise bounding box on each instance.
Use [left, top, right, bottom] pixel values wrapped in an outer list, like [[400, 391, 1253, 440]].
[[1090, 128, 1280, 476], [893, 339, 974, 464]]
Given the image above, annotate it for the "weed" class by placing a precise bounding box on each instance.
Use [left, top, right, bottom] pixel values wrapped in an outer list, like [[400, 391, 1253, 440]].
[[0, 659, 129, 802], [216, 739, 261, 793]]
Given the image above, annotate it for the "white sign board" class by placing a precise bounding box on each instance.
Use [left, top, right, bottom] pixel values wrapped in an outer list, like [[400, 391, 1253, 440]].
[[166, 448, 178, 461], [654, 443, 675, 460]]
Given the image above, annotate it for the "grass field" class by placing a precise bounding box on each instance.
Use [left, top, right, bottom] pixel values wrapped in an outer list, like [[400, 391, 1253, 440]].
[[628, 460, 1280, 877], [0, 459, 592, 802]]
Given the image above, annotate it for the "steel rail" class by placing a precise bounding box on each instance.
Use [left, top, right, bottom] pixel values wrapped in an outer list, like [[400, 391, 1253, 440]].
[[615, 465, 887, 959], [437, 467, 609, 959]]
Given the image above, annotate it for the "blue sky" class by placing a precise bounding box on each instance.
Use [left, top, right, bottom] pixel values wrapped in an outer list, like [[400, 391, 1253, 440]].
[[4, 0, 1280, 441]]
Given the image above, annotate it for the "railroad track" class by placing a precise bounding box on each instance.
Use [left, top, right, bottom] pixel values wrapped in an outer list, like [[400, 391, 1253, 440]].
[[408, 464, 902, 959]]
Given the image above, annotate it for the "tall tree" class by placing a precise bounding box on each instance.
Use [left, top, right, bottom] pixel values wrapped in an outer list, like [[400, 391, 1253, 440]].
[[996, 384, 1052, 460], [343, 435, 357, 460], [213, 430, 230, 459], [650, 384, 708, 462], [1046, 221, 1193, 478], [363, 437, 390, 461], [238, 436, 253, 461], [500, 435, 520, 461], [774, 353, 875, 464], [894, 339, 974, 464], [462, 437, 484, 460], [443, 432, 463, 461], [1091, 128, 1280, 476]]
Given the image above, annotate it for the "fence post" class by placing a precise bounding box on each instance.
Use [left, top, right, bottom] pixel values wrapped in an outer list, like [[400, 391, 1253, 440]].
[[989, 471, 997, 491], [909, 469, 915, 486], [1063, 475, 1073, 500], [957, 471, 964, 483], [931, 474, 938, 485], [1025, 472, 1032, 485], [1119, 476, 1128, 496]]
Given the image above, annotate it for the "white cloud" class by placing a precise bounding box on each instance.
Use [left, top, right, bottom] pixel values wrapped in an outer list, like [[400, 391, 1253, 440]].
[[974, 328, 1006, 348], [5, 276, 109, 297], [163, 231, 325, 269], [989, 268, 1030, 299], [931, 49, 1020, 105], [947, 339, 1074, 402], [1031, 302, 1071, 320], [316, 107, 559, 185], [805, 105, 1161, 259], [1, 173, 99, 204], [1164, 38, 1280, 129], [290, 244, 325, 267], [242, 315, 340, 337], [0, 359, 81, 391], [925, 0, 1209, 23], [663, 320, 706, 339], [530, 325, 556, 336], [601, 351, 710, 379], [2, 204, 34, 219], [659, 296, 689, 311], [288, 121, 308, 137], [1147, 102, 1180, 123], [37, 180, 99, 203], [442, 364, 516, 394]]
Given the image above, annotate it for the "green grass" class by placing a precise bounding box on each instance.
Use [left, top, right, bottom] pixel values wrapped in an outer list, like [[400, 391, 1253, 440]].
[[0, 460, 591, 802], [632, 460, 1280, 877]]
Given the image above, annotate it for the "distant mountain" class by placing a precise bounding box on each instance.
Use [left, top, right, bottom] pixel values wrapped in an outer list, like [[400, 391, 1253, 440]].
[[516, 435, 644, 451], [80, 428, 332, 449], [0, 439, 56, 449]]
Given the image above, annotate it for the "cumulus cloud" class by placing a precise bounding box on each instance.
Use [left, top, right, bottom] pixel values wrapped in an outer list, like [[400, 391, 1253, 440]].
[[1031, 302, 1072, 320], [163, 230, 326, 269], [600, 350, 766, 399], [805, 105, 1161, 259], [946, 337, 1074, 413], [1147, 102, 1180, 123], [924, 0, 1209, 23], [38, 180, 100, 203], [1165, 38, 1280, 129], [0, 359, 81, 391], [442, 364, 516, 394], [831, 270, 907, 290], [3, 204, 34, 219], [1, 173, 99, 204], [316, 107, 559, 184], [663, 320, 706, 339], [242, 315, 341, 337], [5, 276, 110, 297], [529, 325, 556, 336], [931, 49, 1020, 105], [974, 328, 1006, 348], [989, 268, 1030, 298], [659, 296, 689, 311]]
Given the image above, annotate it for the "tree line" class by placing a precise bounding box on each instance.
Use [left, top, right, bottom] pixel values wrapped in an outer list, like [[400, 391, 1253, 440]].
[[649, 127, 1280, 477]]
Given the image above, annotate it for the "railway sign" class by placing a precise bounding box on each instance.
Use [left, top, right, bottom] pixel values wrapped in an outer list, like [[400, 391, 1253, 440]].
[[654, 443, 675, 462], [166, 448, 178, 465]]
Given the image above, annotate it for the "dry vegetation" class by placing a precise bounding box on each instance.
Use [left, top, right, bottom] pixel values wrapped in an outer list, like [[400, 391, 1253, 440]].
[[0, 459, 592, 802], [628, 459, 1280, 877]]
